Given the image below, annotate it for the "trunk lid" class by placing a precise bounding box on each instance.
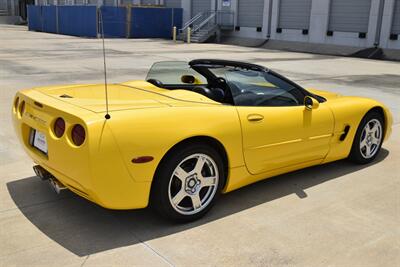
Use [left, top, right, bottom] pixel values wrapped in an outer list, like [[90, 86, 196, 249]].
[[36, 83, 170, 113]]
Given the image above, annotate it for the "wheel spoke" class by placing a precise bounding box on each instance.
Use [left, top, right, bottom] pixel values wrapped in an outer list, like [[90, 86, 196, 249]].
[[359, 119, 382, 159], [370, 123, 379, 135], [365, 145, 372, 157], [360, 139, 367, 148], [174, 166, 188, 182], [193, 156, 206, 175], [201, 176, 217, 187], [168, 153, 220, 215], [172, 190, 187, 205], [371, 137, 380, 145], [191, 194, 202, 210]]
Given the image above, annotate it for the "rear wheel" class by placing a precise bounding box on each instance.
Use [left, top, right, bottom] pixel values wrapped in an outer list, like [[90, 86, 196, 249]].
[[151, 144, 225, 222], [348, 111, 384, 164]]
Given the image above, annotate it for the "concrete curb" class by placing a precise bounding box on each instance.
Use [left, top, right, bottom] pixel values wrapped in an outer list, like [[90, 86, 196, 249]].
[[220, 36, 400, 61]]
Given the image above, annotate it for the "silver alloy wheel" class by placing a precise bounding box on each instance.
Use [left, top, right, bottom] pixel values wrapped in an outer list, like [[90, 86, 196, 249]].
[[359, 118, 382, 159], [168, 153, 219, 215]]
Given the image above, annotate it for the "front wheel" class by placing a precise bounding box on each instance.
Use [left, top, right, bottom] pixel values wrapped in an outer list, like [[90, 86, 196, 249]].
[[348, 111, 384, 164], [151, 144, 225, 222]]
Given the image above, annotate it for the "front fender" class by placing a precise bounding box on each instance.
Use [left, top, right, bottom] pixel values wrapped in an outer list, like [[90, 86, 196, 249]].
[[323, 96, 393, 163]]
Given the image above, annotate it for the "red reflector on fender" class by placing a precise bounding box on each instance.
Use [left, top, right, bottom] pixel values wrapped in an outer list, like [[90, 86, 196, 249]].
[[131, 156, 154, 164]]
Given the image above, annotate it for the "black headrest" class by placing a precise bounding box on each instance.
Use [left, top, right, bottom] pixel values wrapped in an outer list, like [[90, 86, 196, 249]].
[[192, 87, 225, 102]]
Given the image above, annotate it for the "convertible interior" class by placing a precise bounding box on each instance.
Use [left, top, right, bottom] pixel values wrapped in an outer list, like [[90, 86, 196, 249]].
[[145, 59, 325, 106]]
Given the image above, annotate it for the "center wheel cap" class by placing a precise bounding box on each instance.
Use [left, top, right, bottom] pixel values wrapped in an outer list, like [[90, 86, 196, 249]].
[[185, 176, 201, 194]]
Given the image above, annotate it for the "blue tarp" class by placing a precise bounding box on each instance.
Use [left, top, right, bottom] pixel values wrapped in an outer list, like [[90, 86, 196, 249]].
[[58, 6, 97, 37], [99, 6, 126, 38], [27, 5, 42, 32], [130, 8, 183, 38], [42, 6, 57, 33]]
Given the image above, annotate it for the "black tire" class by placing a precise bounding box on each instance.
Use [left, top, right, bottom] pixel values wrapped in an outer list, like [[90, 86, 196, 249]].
[[348, 110, 384, 164], [151, 143, 225, 222]]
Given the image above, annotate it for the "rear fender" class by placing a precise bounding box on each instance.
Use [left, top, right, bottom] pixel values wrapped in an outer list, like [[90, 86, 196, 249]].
[[106, 106, 244, 183]]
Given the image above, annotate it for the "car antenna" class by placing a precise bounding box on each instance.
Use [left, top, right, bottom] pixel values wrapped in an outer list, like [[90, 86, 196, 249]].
[[99, 9, 111, 120]]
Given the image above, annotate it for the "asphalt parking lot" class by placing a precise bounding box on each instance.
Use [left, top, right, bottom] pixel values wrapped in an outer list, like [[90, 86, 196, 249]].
[[1, 24, 399, 266]]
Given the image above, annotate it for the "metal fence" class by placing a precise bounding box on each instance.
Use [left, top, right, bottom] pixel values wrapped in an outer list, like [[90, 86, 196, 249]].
[[34, 0, 163, 6], [0, 0, 19, 16], [28, 5, 183, 39]]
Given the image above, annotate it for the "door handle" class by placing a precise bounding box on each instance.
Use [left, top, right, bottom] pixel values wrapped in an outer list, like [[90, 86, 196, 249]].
[[247, 114, 264, 122]]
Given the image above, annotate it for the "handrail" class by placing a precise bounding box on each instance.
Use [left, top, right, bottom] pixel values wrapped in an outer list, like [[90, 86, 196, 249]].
[[179, 10, 235, 39], [192, 12, 216, 33], [180, 12, 202, 32]]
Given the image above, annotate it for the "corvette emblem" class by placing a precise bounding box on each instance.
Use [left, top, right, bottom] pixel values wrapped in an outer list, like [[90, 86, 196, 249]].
[[25, 112, 47, 125]]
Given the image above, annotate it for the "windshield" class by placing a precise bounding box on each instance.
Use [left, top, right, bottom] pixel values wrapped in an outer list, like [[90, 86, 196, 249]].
[[209, 66, 302, 106], [146, 61, 207, 85]]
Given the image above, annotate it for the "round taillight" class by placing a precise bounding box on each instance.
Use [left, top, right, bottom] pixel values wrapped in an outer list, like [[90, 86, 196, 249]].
[[53, 118, 65, 138], [19, 101, 25, 116], [71, 124, 85, 146], [14, 97, 19, 112]]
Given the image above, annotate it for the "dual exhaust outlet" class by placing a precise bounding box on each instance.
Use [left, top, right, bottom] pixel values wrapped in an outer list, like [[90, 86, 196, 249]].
[[33, 165, 67, 194]]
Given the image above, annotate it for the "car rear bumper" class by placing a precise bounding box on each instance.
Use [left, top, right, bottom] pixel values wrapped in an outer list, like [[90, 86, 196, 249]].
[[33, 162, 152, 210], [12, 90, 152, 210]]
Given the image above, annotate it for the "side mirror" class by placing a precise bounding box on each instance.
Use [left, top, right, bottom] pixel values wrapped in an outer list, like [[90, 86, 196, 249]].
[[304, 96, 319, 110], [181, 75, 196, 84]]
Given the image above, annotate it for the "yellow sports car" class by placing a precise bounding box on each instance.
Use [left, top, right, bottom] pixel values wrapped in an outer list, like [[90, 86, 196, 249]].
[[12, 59, 392, 221]]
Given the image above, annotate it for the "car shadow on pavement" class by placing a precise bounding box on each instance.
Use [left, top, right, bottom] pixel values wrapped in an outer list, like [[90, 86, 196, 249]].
[[7, 149, 389, 256]]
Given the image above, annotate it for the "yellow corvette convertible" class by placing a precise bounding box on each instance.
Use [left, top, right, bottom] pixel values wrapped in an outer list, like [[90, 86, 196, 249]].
[[12, 59, 392, 221]]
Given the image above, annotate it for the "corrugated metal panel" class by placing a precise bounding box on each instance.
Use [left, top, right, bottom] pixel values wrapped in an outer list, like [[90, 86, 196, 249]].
[[328, 0, 372, 32], [278, 0, 311, 29], [130, 7, 182, 38], [42, 6, 57, 33], [237, 0, 264, 28], [58, 6, 98, 37], [100, 6, 126, 37], [56, 0, 66, 5], [392, 0, 400, 34], [103, 0, 115, 5], [120, 0, 134, 5], [0, 1, 7, 11], [165, 0, 181, 8], [87, 0, 100, 5], [191, 0, 211, 17], [141, 0, 157, 5], [27, 5, 42, 31]]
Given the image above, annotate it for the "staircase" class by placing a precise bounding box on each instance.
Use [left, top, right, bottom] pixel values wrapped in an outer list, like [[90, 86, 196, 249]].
[[0, 10, 9, 16], [179, 11, 234, 43], [190, 24, 219, 43]]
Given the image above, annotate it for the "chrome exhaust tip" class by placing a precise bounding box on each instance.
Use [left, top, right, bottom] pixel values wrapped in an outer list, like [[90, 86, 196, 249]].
[[33, 165, 67, 194], [48, 178, 67, 194], [33, 165, 52, 180]]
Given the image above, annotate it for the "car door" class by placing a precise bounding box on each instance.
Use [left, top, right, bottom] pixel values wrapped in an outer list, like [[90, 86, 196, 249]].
[[237, 104, 334, 174], [226, 68, 334, 175]]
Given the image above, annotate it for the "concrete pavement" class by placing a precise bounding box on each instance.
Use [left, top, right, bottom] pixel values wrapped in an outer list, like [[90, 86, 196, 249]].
[[0, 25, 399, 266]]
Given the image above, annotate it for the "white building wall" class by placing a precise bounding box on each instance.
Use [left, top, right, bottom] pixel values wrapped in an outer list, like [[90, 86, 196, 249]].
[[309, 0, 329, 43], [380, 0, 400, 49], [216, 0, 399, 50], [179, 0, 190, 24], [270, 0, 310, 42], [270, 0, 378, 47], [222, 0, 270, 39]]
